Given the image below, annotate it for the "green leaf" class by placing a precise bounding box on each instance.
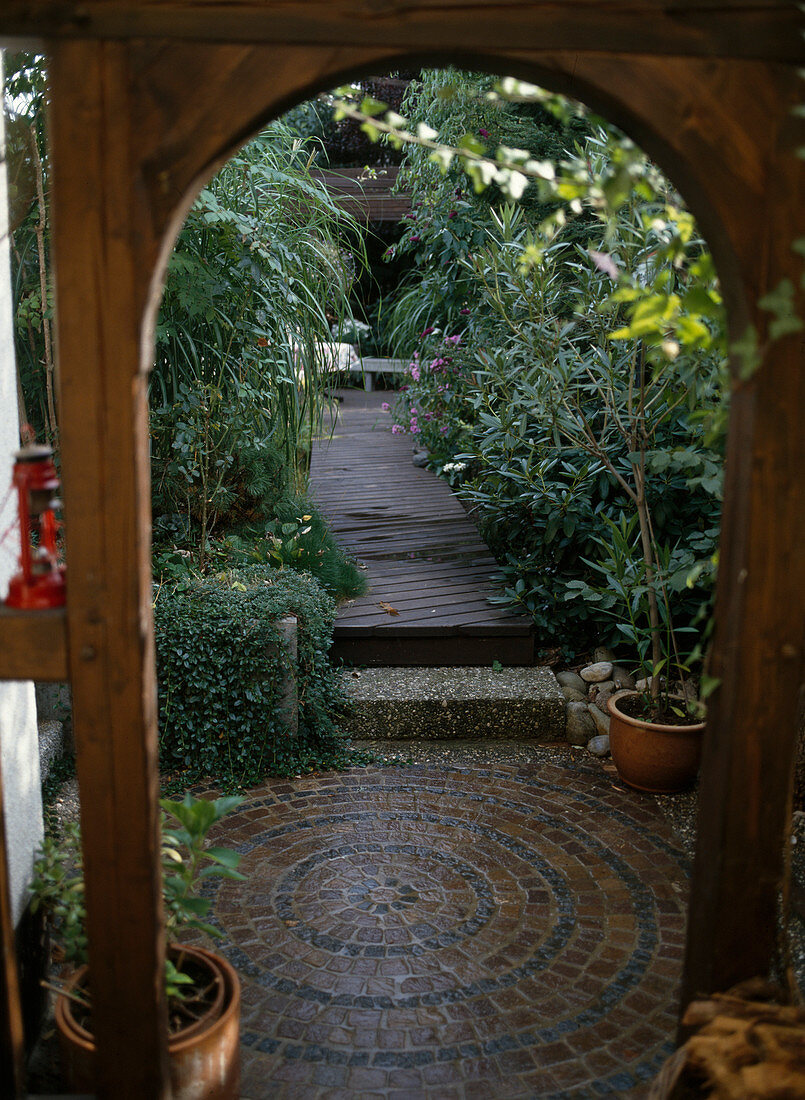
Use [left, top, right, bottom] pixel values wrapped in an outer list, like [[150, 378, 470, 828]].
[[177, 896, 212, 917], [204, 846, 242, 870]]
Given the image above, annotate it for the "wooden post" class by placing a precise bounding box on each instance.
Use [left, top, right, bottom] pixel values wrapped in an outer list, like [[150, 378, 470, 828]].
[[681, 200, 805, 1002], [48, 41, 170, 1097]]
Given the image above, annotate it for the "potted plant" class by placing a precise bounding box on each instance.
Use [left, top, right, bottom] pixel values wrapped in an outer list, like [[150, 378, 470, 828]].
[[30, 792, 245, 1098], [572, 513, 707, 792]]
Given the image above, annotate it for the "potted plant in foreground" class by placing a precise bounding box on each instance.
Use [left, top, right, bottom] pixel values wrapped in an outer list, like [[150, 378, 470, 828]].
[[30, 792, 245, 1099], [573, 513, 708, 793]]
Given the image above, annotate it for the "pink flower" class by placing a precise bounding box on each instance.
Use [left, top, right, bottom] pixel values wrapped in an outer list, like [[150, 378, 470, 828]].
[[410, 407, 417, 415], [411, 366, 420, 381], [381, 402, 390, 412], [391, 424, 404, 435], [439, 425, 449, 434], [445, 334, 461, 345], [460, 308, 470, 315], [419, 327, 435, 339], [478, 128, 490, 138], [424, 412, 433, 421], [448, 210, 457, 219], [410, 425, 421, 434]]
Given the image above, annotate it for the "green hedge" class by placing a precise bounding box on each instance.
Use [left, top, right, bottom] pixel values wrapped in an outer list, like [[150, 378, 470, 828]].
[[154, 566, 356, 787]]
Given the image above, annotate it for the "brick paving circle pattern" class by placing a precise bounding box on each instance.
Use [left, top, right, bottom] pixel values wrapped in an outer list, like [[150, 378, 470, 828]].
[[203, 759, 689, 1098]]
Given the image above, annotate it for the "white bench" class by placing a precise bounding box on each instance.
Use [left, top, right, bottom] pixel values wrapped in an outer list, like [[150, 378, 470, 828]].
[[292, 343, 408, 391], [351, 357, 409, 391]]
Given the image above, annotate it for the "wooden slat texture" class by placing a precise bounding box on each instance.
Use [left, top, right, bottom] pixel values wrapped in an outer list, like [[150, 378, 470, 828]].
[[0, 607, 68, 682], [48, 41, 170, 1098], [0, 742, 25, 1099], [310, 390, 534, 665], [0, 1, 802, 62], [311, 167, 410, 222]]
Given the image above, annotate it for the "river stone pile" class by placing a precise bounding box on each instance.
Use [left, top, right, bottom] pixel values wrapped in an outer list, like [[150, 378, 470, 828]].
[[557, 648, 636, 758]]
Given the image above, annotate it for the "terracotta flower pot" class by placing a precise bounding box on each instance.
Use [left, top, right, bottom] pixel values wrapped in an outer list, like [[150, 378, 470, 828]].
[[606, 690, 705, 794], [54, 943, 240, 1099]]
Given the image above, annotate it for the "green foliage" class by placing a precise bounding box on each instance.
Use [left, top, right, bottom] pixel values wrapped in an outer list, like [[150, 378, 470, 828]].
[[150, 123, 373, 578], [382, 79, 726, 658], [154, 122, 361, 425], [151, 380, 289, 542], [160, 792, 246, 942], [4, 52, 58, 441], [564, 514, 711, 715], [153, 486, 365, 602], [376, 69, 596, 360], [154, 567, 359, 787], [29, 822, 86, 966], [30, 794, 246, 1004], [215, 496, 366, 600], [387, 327, 477, 461]]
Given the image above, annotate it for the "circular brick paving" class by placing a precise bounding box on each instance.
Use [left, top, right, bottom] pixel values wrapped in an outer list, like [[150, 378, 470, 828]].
[[206, 757, 688, 1098]]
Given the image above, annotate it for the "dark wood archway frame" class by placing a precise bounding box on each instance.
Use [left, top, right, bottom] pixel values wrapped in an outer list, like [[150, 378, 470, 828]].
[[0, 5, 802, 1096]]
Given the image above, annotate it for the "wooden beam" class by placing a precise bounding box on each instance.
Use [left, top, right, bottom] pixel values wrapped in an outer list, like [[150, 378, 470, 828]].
[[0, 607, 68, 682], [0, 0, 802, 62], [48, 41, 170, 1098], [681, 114, 805, 1004], [0, 743, 26, 1099]]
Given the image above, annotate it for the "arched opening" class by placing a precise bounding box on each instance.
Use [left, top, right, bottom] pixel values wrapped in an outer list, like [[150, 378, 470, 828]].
[[20, 20, 799, 1097], [115, 62, 725, 1096]]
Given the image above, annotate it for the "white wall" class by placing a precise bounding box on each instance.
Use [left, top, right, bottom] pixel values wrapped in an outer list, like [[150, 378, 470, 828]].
[[0, 59, 45, 925]]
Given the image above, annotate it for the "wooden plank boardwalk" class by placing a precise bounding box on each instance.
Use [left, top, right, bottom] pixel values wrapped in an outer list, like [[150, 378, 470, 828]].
[[309, 389, 535, 666]]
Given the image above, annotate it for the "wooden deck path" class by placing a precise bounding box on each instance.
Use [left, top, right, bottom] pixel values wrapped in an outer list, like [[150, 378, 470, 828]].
[[309, 389, 535, 665]]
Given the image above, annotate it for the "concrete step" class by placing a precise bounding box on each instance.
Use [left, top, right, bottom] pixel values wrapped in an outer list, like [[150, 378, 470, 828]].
[[343, 666, 566, 741]]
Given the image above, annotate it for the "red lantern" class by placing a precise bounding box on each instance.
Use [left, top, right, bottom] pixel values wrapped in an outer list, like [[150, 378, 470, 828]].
[[5, 444, 66, 610]]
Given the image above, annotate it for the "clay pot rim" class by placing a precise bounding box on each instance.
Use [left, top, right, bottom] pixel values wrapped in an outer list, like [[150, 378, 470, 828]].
[[606, 689, 705, 735], [54, 943, 239, 1054]]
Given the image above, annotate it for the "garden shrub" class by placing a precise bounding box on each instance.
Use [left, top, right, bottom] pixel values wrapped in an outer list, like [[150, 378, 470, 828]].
[[382, 77, 725, 655], [214, 494, 367, 600], [153, 488, 366, 602], [381, 68, 595, 360], [155, 566, 357, 787]]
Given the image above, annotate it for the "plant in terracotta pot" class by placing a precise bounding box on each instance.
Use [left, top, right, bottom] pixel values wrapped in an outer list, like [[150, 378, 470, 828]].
[[571, 513, 708, 792], [30, 792, 246, 1099]]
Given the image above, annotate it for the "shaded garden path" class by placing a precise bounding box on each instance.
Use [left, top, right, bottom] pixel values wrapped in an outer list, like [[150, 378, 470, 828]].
[[203, 746, 687, 1098], [309, 390, 534, 666]]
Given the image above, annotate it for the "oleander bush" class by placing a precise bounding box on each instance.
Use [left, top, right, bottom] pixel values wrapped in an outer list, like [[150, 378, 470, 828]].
[[380, 74, 725, 654], [154, 566, 359, 787]]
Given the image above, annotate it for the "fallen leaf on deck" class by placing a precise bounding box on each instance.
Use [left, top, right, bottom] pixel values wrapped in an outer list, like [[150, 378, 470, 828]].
[[378, 602, 400, 615]]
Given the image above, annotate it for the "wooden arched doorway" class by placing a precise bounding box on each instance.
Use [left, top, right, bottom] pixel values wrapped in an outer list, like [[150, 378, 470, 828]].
[[0, 6, 802, 1096]]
